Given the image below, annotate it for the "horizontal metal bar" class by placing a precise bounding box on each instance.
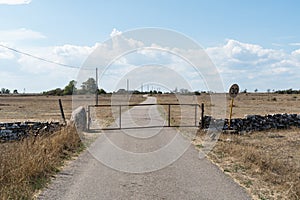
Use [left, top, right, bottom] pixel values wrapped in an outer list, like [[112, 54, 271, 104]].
[[91, 125, 199, 131], [90, 103, 200, 107]]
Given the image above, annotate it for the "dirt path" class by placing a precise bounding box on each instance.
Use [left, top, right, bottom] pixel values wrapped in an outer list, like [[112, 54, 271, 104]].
[[38, 97, 251, 200]]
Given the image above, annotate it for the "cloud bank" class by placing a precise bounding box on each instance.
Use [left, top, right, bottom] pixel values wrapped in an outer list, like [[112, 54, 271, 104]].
[[1, 28, 300, 93], [0, 28, 46, 43], [0, 0, 31, 5], [207, 39, 300, 91]]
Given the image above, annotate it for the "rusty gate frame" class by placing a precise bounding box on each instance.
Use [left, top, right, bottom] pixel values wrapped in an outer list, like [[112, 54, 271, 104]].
[[87, 103, 201, 131]]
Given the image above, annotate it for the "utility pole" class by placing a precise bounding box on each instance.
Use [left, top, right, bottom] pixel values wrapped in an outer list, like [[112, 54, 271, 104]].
[[141, 83, 143, 93], [95, 68, 98, 105], [126, 79, 129, 100], [127, 79, 129, 93]]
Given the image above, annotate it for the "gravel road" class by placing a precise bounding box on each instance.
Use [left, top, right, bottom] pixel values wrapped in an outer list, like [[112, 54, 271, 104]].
[[38, 97, 251, 200]]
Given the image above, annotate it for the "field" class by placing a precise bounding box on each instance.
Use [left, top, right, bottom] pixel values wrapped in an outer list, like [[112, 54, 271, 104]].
[[156, 93, 300, 200], [0, 95, 73, 123], [0, 94, 146, 123], [1, 93, 300, 199]]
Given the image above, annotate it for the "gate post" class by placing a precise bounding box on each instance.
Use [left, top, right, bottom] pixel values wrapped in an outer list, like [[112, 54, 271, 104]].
[[194, 104, 197, 127], [201, 103, 205, 129], [168, 104, 171, 127], [119, 105, 122, 129], [87, 105, 91, 131]]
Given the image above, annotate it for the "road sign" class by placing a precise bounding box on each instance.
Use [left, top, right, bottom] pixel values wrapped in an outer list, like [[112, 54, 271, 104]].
[[229, 84, 239, 98], [228, 84, 239, 129]]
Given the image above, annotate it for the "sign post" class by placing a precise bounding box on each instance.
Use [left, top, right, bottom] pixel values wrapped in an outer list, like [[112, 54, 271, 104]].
[[228, 84, 239, 129]]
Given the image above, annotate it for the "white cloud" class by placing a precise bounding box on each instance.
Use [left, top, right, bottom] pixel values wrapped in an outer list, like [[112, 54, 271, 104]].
[[0, 42, 15, 59], [206, 39, 300, 90], [17, 44, 96, 74], [289, 43, 300, 46], [0, 43, 97, 92], [0, 0, 31, 5], [207, 39, 285, 66], [0, 0, 30, 5], [0, 28, 46, 43], [110, 28, 122, 38], [85, 35, 218, 92]]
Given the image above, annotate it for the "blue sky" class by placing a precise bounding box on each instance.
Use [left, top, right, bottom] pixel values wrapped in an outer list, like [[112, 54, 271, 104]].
[[1, 0, 300, 93]]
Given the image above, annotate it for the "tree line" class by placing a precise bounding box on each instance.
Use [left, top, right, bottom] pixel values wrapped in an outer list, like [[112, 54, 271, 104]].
[[274, 89, 300, 94], [43, 78, 106, 96], [0, 88, 18, 94]]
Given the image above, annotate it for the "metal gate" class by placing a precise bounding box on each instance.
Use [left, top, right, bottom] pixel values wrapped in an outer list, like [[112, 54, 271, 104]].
[[87, 103, 201, 131]]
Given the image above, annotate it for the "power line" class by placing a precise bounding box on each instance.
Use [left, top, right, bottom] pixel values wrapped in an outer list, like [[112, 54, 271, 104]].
[[0, 43, 80, 69]]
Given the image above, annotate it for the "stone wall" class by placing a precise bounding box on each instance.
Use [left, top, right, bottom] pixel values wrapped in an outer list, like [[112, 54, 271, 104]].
[[201, 113, 300, 132], [0, 122, 62, 142]]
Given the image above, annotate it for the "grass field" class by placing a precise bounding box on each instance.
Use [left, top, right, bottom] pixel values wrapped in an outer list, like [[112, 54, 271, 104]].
[[0, 94, 146, 123]]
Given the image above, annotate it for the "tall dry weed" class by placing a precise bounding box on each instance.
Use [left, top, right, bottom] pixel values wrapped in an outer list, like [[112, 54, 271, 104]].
[[0, 124, 82, 199]]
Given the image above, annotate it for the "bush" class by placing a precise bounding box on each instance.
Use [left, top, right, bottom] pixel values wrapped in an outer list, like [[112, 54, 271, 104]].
[[43, 88, 64, 96]]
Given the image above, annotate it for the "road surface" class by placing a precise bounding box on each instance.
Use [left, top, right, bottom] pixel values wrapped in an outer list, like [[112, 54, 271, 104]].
[[38, 97, 251, 200]]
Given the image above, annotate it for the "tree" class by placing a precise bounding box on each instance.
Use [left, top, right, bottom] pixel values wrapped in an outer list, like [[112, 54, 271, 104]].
[[194, 91, 201, 95], [132, 90, 140, 94], [81, 78, 97, 94], [1, 88, 10, 94], [98, 88, 107, 94], [254, 89, 258, 93], [13, 89, 18, 94], [267, 89, 271, 93], [43, 88, 64, 96], [64, 80, 77, 95]]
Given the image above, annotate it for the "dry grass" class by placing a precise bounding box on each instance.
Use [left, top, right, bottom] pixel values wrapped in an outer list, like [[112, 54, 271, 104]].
[[0, 94, 146, 126], [196, 129, 300, 200], [156, 94, 199, 127], [0, 95, 73, 122], [0, 124, 83, 200], [89, 94, 147, 129]]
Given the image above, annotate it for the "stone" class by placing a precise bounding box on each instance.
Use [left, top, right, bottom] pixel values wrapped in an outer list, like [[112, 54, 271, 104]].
[[70, 106, 87, 132]]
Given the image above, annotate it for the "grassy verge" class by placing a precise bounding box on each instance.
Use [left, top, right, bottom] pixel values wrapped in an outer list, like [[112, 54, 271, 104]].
[[195, 129, 300, 200], [0, 124, 83, 200]]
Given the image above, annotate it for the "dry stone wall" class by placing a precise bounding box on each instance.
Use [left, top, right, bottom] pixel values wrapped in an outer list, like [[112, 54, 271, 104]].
[[201, 113, 300, 132]]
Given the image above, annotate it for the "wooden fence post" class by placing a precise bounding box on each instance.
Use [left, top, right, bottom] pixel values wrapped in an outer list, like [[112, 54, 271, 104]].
[[58, 99, 66, 124]]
